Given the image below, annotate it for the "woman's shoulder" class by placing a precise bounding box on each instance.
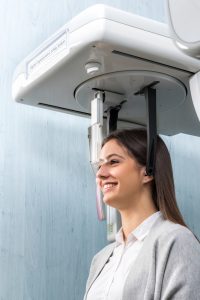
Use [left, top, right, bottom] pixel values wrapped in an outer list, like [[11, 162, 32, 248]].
[[157, 218, 196, 237], [152, 217, 200, 253]]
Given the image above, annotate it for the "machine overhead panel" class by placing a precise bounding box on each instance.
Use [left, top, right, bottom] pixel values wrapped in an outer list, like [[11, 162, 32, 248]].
[[12, 4, 200, 137]]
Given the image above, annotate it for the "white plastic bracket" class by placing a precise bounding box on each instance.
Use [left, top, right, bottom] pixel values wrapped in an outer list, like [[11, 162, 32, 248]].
[[90, 91, 104, 166], [88, 91, 105, 221], [189, 71, 200, 122]]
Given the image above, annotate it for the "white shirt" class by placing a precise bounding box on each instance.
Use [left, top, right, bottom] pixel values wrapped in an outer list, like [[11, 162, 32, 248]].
[[86, 211, 161, 300]]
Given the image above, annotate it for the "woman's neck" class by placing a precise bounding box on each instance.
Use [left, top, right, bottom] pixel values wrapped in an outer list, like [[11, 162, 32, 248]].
[[119, 203, 158, 242]]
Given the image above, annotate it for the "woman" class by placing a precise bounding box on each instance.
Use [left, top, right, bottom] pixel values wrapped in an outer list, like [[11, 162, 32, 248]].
[[84, 128, 200, 300]]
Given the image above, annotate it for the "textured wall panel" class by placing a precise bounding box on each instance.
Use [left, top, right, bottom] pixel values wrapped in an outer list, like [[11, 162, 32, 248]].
[[1, 1, 200, 300]]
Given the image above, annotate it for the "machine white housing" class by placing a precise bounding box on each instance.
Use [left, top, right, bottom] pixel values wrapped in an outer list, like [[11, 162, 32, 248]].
[[12, 4, 200, 137]]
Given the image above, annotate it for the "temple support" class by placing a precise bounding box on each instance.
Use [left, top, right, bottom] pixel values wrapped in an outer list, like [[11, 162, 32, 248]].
[[135, 81, 158, 176], [145, 86, 157, 176], [106, 100, 126, 134], [106, 106, 120, 134]]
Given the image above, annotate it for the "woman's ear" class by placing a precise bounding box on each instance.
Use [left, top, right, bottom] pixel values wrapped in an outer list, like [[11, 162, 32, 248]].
[[143, 169, 154, 184]]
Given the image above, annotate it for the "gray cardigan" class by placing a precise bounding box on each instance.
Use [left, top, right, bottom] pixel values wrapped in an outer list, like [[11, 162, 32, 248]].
[[84, 215, 200, 299]]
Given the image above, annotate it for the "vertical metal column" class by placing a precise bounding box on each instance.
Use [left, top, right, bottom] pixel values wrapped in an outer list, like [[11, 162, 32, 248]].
[[89, 91, 105, 220]]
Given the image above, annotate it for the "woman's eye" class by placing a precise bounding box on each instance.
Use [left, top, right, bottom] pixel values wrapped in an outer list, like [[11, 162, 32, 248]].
[[109, 159, 119, 165]]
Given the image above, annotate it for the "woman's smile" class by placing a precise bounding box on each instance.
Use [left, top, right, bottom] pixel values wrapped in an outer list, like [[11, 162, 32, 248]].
[[102, 182, 118, 193]]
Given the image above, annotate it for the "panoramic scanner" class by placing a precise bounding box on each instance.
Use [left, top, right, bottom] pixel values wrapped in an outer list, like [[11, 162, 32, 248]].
[[12, 4, 200, 241]]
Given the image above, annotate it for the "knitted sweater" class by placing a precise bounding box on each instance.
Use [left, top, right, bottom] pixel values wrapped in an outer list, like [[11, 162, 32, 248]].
[[84, 215, 200, 300]]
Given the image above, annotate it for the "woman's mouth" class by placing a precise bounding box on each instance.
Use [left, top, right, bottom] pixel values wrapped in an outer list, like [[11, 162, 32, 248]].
[[103, 182, 118, 193]]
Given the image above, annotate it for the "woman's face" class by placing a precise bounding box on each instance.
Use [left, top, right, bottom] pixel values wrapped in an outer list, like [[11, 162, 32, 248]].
[[96, 139, 149, 210]]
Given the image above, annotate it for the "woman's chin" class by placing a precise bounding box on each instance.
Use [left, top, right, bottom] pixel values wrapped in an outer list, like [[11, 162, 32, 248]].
[[103, 193, 118, 207]]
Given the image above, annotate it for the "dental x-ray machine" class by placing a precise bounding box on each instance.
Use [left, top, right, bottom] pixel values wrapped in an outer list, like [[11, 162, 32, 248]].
[[12, 1, 200, 241]]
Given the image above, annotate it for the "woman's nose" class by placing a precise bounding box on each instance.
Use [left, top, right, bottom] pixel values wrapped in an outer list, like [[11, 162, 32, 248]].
[[96, 164, 110, 179]]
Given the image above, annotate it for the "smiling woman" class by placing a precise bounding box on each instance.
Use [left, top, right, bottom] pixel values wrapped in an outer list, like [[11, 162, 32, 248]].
[[96, 139, 155, 215], [84, 128, 200, 300]]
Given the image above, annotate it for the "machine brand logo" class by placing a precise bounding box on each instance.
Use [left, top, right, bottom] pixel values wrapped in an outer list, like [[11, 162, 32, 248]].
[[26, 30, 68, 79]]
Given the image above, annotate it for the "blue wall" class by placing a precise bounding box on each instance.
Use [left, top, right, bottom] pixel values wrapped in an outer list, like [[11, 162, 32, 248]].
[[0, 0, 199, 299]]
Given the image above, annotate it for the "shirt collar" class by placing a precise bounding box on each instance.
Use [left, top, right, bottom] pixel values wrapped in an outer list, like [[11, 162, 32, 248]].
[[115, 211, 161, 245], [115, 228, 126, 245]]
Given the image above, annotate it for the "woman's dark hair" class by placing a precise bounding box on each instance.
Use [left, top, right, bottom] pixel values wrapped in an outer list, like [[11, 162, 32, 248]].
[[102, 128, 187, 227]]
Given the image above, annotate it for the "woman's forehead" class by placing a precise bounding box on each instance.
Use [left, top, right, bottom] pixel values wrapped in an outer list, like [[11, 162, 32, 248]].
[[100, 139, 128, 158]]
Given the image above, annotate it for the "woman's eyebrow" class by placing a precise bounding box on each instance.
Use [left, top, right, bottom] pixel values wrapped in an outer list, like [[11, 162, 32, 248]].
[[99, 153, 125, 161]]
